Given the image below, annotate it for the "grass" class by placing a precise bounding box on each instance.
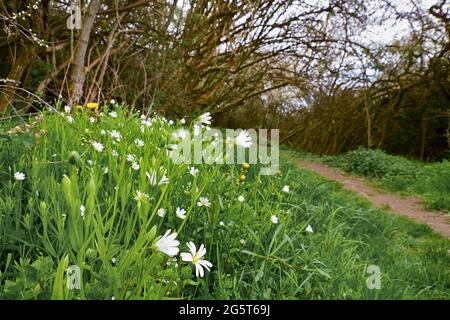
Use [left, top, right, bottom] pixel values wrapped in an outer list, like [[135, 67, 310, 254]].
[[0, 108, 449, 299], [317, 148, 450, 213]]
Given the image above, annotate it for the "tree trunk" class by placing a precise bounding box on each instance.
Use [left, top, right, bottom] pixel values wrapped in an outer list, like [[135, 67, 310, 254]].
[[0, 46, 36, 114], [70, 0, 101, 104]]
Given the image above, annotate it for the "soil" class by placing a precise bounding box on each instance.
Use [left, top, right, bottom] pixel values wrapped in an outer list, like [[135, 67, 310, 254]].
[[292, 158, 450, 239]]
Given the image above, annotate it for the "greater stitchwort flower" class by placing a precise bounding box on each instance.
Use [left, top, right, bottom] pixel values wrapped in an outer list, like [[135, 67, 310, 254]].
[[181, 242, 212, 278]]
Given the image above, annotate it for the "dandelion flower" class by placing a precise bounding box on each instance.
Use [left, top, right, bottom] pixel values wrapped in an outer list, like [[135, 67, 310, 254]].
[[14, 171, 26, 181], [86, 102, 99, 112], [176, 207, 186, 220], [197, 196, 211, 207], [235, 130, 252, 148], [91, 141, 104, 152], [154, 230, 180, 257], [271, 215, 278, 224], [181, 242, 212, 278]]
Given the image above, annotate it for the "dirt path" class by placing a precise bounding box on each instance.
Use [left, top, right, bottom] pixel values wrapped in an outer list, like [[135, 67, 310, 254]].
[[291, 158, 450, 239]]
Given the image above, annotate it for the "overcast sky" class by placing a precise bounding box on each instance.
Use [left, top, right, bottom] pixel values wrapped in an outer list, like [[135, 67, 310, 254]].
[[360, 0, 438, 44]]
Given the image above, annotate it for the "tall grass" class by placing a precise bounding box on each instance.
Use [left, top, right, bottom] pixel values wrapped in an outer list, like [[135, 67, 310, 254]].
[[0, 109, 449, 299]]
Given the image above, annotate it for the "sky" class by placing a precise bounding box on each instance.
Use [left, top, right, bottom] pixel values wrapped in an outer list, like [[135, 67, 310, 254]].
[[360, 0, 439, 44]]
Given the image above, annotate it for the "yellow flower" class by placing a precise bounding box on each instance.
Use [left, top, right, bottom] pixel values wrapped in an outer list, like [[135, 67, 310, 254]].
[[86, 102, 99, 112], [239, 174, 246, 182], [75, 105, 83, 110], [242, 162, 250, 171]]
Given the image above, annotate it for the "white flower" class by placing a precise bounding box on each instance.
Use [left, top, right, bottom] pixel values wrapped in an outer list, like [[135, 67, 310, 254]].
[[110, 99, 116, 105], [134, 190, 148, 202], [157, 208, 166, 218], [168, 120, 174, 125], [174, 128, 188, 140], [141, 119, 152, 127], [146, 170, 157, 186], [89, 117, 96, 123], [126, 154, 135, 162], [197, 196, 211, 207], [282, 185, 290, 193], [235, 130, 252, 148], [239, 239, 246, 245], [100, 129, 106, 135], [110, 130, 122, 141], [87, 160, 94, 166], [64, 105, 71, 113], [271, 215, 278, 224], [111, 257, 118, 265], [180, 118, 186, 124], [306, 224, 314, 233], [131, 162, 140, 171], [219, 221, 225, 226], [181, 242, 212, 278], [176, 207, 187, 219], [154, 230, 180, 257], [103, 167, 109, 174], [135, 138, 144, 147], [80, 205, 85, 219], [193, 124, 201, 136], [14, 172, 26, 181], [197, 112, 212, 125], [237, 195, 245, 202], [91, 141, 104, 152], [111, 150, 119, 158], [159, 173, 169, 185], [109, 111, 117, 118], [66, 115, 74, 123], [189, 167, 199, 177]]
